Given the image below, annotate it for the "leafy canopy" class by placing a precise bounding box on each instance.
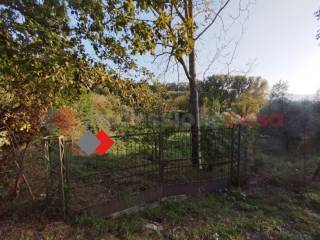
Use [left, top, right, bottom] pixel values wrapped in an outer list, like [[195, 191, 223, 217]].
[[200, 75, 268, 114], [0, 0, 166, 147]]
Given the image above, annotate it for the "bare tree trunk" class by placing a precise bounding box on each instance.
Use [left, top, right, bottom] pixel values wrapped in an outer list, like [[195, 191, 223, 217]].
[[189, 49, 200, 167], [14, 160, 35, 200], [11, 143, 34, 200], [187, 0, 200, 167]]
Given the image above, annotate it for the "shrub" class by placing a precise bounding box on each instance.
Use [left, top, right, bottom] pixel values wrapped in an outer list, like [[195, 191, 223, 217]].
[[52, 107, 82, 137]]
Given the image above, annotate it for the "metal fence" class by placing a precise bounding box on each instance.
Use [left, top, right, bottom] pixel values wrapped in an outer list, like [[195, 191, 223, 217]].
[[44, 125, 247, 218]]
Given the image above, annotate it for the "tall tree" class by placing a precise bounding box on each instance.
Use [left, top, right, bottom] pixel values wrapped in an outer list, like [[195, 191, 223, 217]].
[[121, 0, 250, 166], [201, 75, 267, 114], [0, 0, 160, 144], [1, 0, 251, 168], [0, 0, 165, 197]]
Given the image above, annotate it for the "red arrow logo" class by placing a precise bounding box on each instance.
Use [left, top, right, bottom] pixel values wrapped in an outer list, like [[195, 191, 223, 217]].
[[95, 130, 115, 155]]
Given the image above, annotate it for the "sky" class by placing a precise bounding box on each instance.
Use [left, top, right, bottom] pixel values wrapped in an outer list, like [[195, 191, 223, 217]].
[[141, 0, 320, 95], [228, 0, 320, 95]]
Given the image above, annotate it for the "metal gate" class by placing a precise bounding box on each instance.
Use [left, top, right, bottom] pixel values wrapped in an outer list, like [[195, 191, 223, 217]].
[[44, 126, 246, 218]]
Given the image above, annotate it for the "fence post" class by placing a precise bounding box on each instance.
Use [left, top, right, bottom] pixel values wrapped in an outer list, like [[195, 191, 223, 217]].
[[43, 135, 68, 219], [158, 121, 164, 194], [237, 125, 242, 186], [64, 139, 72, 216], [230, 127, 235, 181], [243, 128, 248, 182]]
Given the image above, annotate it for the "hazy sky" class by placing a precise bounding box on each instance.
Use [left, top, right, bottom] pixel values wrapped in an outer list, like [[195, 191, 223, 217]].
[[142, 0, 320, 95], [228, 0, 320, 95]]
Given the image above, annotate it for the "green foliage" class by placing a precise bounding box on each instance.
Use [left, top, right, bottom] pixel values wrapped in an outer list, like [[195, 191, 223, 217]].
[[165, 82, 189, 92], [168, 94, 189, 111], [74, 93, 123, 134], [260, 98, 320, 154], [200, 125, 233, 167], [0, 2, 97, 148], [71, 90, 166, 135], [0, 0, 167, 147], [201, 75, 268, 114]]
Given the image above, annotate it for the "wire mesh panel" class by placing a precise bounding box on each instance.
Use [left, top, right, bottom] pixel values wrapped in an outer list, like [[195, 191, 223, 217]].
[[161, 129, 193, 184], [160, 127, 237, 184], [201, 127, 234, 179], [67, 131, 160, 213]]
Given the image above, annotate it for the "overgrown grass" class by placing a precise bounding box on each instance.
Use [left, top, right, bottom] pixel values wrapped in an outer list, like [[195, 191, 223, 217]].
[[7, 185, 320, 240], [74, 184, 319, 240], [252, 134, 320, 188], [4, 183, 319, 240]]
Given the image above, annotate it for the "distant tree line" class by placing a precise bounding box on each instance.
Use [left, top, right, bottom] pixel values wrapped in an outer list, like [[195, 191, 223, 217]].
[[164, 75, 268, 115]]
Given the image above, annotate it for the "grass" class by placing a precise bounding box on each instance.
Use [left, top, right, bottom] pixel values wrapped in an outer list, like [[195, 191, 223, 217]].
[[251, 134, 320, 189], [2, 183, 320, 239], [74, 184, 320, 239]]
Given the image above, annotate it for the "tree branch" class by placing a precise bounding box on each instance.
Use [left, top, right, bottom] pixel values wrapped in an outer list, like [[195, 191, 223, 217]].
[[165, 48, 175, 72], [177, 57, 191, 81], [202, 0, 254, 80], [153, 51, 173, 63], [202, 38, 233, 81], [195, 0, 232, 41], [173, 4, 186, 22]]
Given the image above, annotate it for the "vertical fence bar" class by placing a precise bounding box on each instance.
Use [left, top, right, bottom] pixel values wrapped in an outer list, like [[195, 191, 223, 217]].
[[158, 123, 164, 192], [243, 128, 248, 181], [230, 127, 235, 181], [58, 137, 66, 220], [64, 139, 72, 216], [237, 125, 242, 186]]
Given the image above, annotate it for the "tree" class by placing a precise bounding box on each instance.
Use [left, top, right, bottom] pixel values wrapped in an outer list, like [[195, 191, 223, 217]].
[[165, 82, 189, 92], [0, 0, 164, 148], [270, 80, 289, 101], [72, 92, 142, 135], [268, 80, 290, 151], [119, 0, 251, 166], [0, 0, 165, 198], [200, 75, 268, 114], [169, 94, 190, 111]]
